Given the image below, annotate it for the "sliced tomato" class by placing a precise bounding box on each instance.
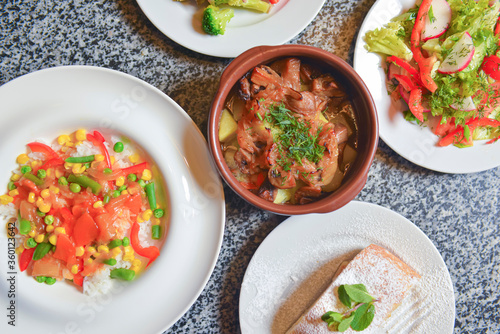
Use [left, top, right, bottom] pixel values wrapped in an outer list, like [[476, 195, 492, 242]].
[[73, 212, 100, 247], [52, 233, 76, 263], [481, 55, 500, 81], [433, 117, 457, 137], [73, 273, 84, 287], [408, 88, 425, 122]]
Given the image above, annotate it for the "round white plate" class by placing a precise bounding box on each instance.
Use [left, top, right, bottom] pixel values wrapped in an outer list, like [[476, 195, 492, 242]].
[[136, 0, 326, 58], [353, 0, 500, 174], [0, 66, 225, 334], [239, 201, 455, 334]]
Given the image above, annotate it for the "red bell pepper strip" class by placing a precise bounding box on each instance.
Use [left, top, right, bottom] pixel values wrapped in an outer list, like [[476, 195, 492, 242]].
[[73, 273, 84, 287], [386, 56, 423, 86], [19, 247, 36, 272], [408, 88, 425, 122], [495, 16, 500, 36], [120, 162, 149, 176], [394, 74, 418, 91], [269, 0, 279, 3], [27, 142, 60, 160], [438, 117, 500, 146], [481, 55, 500, 81], [87, 131, 112, 169], [410, 0, 438, 93], [130, 222, 160, 267], [39, 157, 64, 171]]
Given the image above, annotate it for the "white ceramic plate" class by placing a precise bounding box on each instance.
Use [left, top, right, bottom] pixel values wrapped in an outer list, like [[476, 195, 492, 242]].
[[353, 0, 500, 174], [239, 201, 455, 334], [136, 0, 326, 58], [0, 66, 225, 334]]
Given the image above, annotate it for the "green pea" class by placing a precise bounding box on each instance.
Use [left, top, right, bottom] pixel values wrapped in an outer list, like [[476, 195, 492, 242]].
[[26, 238, 37, 248], [84, 163, 91, 169], [37, 169, 47, 179], [36, 209, 46, 217], [153, 209, 165, 218], [45, 277, 56, 285], [110, 268, 135, 281], [103, 195, 111, 204], [108, 239, 122, 249], [122, 237, 130, 247], [118, 185, 127, 192], [152, 225, 161, 240], [137, 179, 146, 188], [44, 215, 54, 225], [112, 190, 121, 198], [113, 142, 124, 153], [7, 182, 17, 191], [104, 258, 117, 266], [35, 276, 46, 283], [33, 242, 52, 260], [103, 168, 113, 175], [20, 166, 32, 174], [127, 173, 137, 182], [58, 177, 68, 186], [69, 183, 81, 193], [19, 219, 31, 235]]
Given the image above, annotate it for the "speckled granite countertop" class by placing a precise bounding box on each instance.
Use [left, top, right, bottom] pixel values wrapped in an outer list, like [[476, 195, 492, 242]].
[[1, 0, 499, 333]]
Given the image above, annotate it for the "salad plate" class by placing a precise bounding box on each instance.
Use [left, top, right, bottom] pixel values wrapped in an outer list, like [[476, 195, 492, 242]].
[[239, 201, 455, 333], [353, 0, 500, 174], [136, 0, 326, 58], [0, 66, 225, 333]]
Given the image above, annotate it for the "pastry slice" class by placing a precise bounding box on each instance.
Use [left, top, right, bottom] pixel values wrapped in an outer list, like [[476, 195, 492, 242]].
[[286, 244, 421, 333]]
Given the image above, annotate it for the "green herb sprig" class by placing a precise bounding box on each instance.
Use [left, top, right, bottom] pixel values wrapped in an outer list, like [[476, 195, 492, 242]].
[[321, 284, 377, 332]]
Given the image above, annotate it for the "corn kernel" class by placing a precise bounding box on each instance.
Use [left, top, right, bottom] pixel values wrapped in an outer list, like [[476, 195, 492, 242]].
[[31, 160, 41, 168], [87, 246, 96, 254], [123, 246, 134, 261], [54, 227, 66, 235], [49, 234, 57, 245], [8, 189, 19, 197], [39, 202, 51, 213], [10, 174, 21, 182], [152, 217, 161, 225], [57, 134, 71, 145], [132, 259, 142, 267], [130, 265, 140, 273], [65, 141, 75, 147], [128, 153, 140, 163], [115, 176, 125, 187], [49, 185, 60, 194], [75, 129, 87, 141], [72, 163, 86, 174], [85, 258, 94, 265], [120, 190, 129, 195], [95, 154, 104, 162], [93, 201, 103, 209], [55, 169, 63, 178], [110, 156, 116, 165], [71, 264, 79, 275], [0, 195, 14, 205], [40, 189, 51, 199], [28, 230, 36, 237], [97, 245, 109, 253], [35, 234, 45, 243], [64, 162, 74, 169], [36, 197, 44, 206], [142, 209, 153, 221], [75, 141, 83, 146], [61, 146, 69, 153], [16, 154, 30, 165], [93, 252, 101, 258], [141, 169, 152, 181], [46, 168, 52, 177], [46, 225, 55, 233], [111, 247, 122, 256], [75, 246, 85, 257], [15, 246, 24, 255], [136, 215, 144, 223]]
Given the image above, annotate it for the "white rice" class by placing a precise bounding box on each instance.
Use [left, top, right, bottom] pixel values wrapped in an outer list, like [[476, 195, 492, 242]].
[[74, 140, 101, 157], [83, 253, 131, 297], [0, 203, 16, 220]]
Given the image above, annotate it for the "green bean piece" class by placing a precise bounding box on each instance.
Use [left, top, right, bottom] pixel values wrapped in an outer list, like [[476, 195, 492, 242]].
[[65, 155, 95, 163], [26, 238, 37, 248], [20, 166, 32, 174], [37, 169, 47, 179], [67, 174, 102, 195], [151, 225, 161, 240], [108, 239, 122, 249], [44, 215, 55, 225], [8, 181, 17, 191], [69, 183, 81, 193], [104, 258, 117, 266], [45, 277, 56, 285], [33, 242, 52, 260], [137, 179, 146, 188], [127, 173, 137, 182], [103, 195, 111, 204], [112, 190, 121, 198], [84, 163, 91, 169], [24, 173, 44, 186], [110, 268, 135, 281], [113, 142, 124, 153], [58, 176, 68, 186], [122, 237, 130, 247], [35, 276, 46, 283], [153, 209, 164, 218], [145, 182, 156, 210], [19, 219, 31, 235], [103, 168, 113, 175], [36, 209, 46, 217]]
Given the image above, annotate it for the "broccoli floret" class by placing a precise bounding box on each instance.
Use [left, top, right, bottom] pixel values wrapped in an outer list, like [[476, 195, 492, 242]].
[[208, 0, 270, 13], [202, 5, 235, 36]]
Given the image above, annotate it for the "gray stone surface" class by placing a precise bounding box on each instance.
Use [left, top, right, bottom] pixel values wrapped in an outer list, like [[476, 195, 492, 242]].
[[1, 0, 499, 333]]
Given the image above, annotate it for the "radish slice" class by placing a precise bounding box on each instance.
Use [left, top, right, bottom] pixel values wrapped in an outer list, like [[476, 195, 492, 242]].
[[450, 96, 476, 111], [438, 32, 475, 74], [422, 0, 452, 41]]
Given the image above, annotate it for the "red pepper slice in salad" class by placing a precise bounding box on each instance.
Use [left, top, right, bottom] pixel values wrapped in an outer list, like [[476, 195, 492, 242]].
[[481, 55, 500, 81], [408, 88, 425, 122], [19, 247, 36, 272], [130, 222, 160, 267], [438, 118, 500, 146], [27, 142, 60, 160]]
